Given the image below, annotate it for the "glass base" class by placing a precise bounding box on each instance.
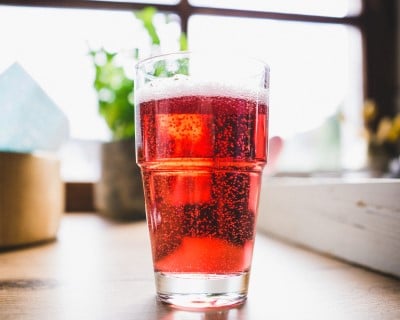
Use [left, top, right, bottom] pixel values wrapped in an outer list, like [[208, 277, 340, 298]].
[[155, 272, 249, 309]]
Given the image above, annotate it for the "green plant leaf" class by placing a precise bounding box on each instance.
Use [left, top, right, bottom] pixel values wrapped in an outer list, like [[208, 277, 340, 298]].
[[153, 60, 167, 77], [89, 47, 135, 140], [135, 7, 160, 45], [180, 33, 188, 51], [89, 6, 186, 140]]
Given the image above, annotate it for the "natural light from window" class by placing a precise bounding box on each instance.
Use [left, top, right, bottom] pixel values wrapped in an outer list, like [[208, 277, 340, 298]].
[[0, 6, 181, 141], [0, 3, 365, 179]]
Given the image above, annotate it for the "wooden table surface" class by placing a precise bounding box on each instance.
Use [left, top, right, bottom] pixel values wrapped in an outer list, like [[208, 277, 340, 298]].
[[1, 213, 399, 320]]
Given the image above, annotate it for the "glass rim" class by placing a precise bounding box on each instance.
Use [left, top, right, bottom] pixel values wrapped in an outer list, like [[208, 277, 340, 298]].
[[135, 50, 269, 73]]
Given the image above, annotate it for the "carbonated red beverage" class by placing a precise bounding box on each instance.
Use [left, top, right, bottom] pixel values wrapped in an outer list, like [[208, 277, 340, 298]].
[[137, 85, 268, 275]]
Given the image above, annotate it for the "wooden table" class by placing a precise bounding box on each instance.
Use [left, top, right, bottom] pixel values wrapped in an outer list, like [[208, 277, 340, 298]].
[[1, 214, 399, 319]]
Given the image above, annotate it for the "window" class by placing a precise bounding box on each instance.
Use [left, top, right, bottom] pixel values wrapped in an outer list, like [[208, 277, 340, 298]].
[[0, 0, 397, 179], [189, 15, 364, 171], [0, 4, 182, 181], [0, 5, 181, 141]]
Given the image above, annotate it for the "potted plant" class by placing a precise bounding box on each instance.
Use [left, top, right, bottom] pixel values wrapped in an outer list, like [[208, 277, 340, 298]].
[[90, 7, 187, 220], [363, 99, 400, 176]]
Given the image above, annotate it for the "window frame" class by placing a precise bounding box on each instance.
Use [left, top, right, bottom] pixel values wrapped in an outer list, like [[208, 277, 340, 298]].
[[0, 0, 397, 121]]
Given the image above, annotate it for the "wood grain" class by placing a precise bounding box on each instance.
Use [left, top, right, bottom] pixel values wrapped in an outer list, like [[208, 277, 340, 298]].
[[0, 214, 399, 320]]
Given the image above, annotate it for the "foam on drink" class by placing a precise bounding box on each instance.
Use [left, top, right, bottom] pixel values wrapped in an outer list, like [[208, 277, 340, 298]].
[[136, 75, 269, 105]]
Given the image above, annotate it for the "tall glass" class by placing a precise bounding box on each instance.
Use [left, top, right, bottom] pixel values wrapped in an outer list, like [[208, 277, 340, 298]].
[[135, 52, 269, 309]]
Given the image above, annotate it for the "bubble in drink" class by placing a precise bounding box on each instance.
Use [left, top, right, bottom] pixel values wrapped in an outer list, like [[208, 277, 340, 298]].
[[136, 80, 268, 275]]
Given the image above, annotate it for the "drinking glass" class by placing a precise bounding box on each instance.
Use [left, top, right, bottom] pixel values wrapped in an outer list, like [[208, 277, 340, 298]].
[[135, 52, 269, 309]]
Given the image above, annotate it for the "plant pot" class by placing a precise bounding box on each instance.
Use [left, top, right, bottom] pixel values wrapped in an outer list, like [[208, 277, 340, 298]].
[[367, 143, 396, 175], [0, 152, 64, 248], [95, 139, 145, 220]]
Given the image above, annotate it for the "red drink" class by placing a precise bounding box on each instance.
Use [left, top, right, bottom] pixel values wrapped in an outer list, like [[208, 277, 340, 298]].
[[136, 53, 269, 308], [137, 90, 268, 275]]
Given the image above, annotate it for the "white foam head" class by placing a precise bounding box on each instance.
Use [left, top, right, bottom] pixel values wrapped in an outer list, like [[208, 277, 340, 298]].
[[136, 75, 269, 104]]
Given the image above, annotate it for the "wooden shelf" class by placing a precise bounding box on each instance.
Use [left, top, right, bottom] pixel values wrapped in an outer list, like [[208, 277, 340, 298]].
[[258, 177, 400, 277]]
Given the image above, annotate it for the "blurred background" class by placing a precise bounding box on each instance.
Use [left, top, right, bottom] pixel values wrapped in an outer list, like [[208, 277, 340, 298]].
[[0, 0, 398, 212]]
